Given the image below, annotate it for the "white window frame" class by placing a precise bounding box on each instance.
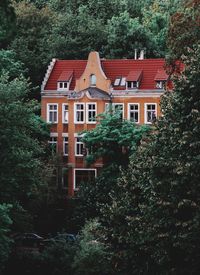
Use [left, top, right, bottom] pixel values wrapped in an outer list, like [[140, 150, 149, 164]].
[[86, 103, 97, 124], [48, 133, 58, 152], [74, 134, 85, 157], [57, 81, 69, 91], [144, 103, 157, 124], [90, 74, 96, 86], [62, 103, 69, 124], [73, 168, 97, 190], [156, 81, 164, 89], [62, 133, 68, 156], [128, 103, 140, 124], [74, 103, 85, 124], [47, 103, 58, 123], [105, 103, 124, 118], [126, 81, 139, 89]]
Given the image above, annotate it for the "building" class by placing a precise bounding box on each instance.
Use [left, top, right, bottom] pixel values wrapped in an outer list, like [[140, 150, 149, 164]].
[[41, 51, 169, 196]]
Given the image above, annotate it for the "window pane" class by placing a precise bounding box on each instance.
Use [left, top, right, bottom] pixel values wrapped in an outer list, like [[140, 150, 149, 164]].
[[75, 170, 96, 189]]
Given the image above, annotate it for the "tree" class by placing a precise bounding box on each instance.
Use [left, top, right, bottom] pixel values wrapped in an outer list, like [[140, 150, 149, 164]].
[[48, 5, 107, 60], [0, 0, 16, 48], [0, 50, 25, 79], [10, 1, 56, 89], [106, 11, 156, 58], [168, 0, 200, 61], [72, 219, 112, 275], [105, 46, 200, 274], [75, 111, 148, 223], [0, 204, 12, 274], [0, 73, 49, 206]]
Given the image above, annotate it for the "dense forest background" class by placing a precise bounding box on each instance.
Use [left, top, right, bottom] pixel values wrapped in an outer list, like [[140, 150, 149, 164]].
[[1, 0, 200, 274], [1, 0, 183, 95]]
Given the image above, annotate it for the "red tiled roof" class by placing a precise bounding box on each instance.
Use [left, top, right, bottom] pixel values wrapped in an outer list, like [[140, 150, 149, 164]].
[[58, 70, 73, 81], [154, 69, 168, 81], [126, 70, 142, 81], [44, 58, 168, 91]]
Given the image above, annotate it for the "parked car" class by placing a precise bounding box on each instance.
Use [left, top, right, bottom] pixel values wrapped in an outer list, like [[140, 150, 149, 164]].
[[42, 233, 77, 248], [12, 233, 43, 248]]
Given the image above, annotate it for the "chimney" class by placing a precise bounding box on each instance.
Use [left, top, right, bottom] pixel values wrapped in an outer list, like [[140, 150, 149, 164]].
[[138, 50, 145, 60], [134, 49, 137, 60]]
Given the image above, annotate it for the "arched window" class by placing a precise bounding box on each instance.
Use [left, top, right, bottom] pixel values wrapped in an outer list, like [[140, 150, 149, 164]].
[[90, 74, 96, 86]]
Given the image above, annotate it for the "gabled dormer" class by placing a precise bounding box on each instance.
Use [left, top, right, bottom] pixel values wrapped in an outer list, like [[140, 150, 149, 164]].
[[75, 52, 111, 92], [126, 70, 143, 90], [154, 69, 168, 89], [57, 70, 73, 91]]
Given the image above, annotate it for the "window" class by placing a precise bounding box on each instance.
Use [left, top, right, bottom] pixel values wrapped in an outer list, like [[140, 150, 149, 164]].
[[127, 81, 138, 89], [62, 104, 69, 123], [114, 77, 121, 86], [58, 82, 68, 90], [105, 103, 124, 119], [47, 104, 58, 123], [75, 137, 84, 156], [62, 168, 68, 188], [90, 74, 96, 86], [86, 103, 97, 123], [63, 137, 68, 156], [114, 77, 126, 87], [74, 169, 96, 190], [128, 103, 139, 123], [156, 81, 165, 89], [48, 136, 57, 152], [145, 103, 157, 124], [74, 103, 85, 123]]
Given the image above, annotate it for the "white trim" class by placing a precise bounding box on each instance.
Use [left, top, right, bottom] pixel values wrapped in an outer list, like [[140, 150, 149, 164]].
[[75, 136, 84, 157], [126, 81, 139, 90], [62, 103, 69, 124], [41, 58, 57, 92], [63, 136, 68, 156], [74, 103, 85, 124], [74, 133, 85, 138], [127, 103, 140, 124], [86, 102, 97, 124], [47, 103, 58, 123], [50, 132, 58, 137], [73, 168, 97, 190], [144, 103, 157, 124], [111, 94, 162, 98], [62, 133, 69, 137], [57, 81, 69, 91]]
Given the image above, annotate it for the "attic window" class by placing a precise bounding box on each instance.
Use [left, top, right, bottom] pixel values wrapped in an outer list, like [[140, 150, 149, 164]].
[[154, 69, 168, 89], [59, 82, 68, 89], [156, 81, 165, 89], [114, 77, 126, 87], [126, 70, 142, 89], [90, 74, 96, 86], [57, 70, 73, 91], [127, 81, 138, 89]]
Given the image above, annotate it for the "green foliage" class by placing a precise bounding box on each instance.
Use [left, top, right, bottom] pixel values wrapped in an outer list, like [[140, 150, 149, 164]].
[[168, 0, 200, 61], [0, 0, 16, 48], [106, 11, 156, 58], [82, 111, 148, 166], [0, 204, 12, 273], [0, 73, 49, 205], [73, 219, 112, 275], [104, 46, 200, 274], [75, 112, 148, 224], [0, 50, 26, 78], [10, 1, 56, 87], [40, 240, 76, 275]]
